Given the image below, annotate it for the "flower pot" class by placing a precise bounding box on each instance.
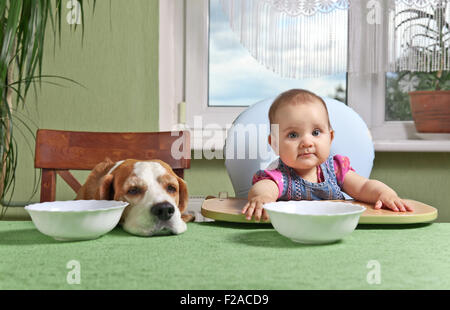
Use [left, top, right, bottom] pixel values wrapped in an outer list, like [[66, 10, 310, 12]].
[[408, 90, 450, 133]]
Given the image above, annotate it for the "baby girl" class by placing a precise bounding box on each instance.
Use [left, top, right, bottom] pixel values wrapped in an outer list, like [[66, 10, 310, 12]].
[[242, 89, 414, 222]]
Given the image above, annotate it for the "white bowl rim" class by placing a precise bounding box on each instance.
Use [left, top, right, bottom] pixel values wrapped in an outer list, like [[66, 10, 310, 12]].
[[263, 201, 366, 216], [24, 200, 129, 213]]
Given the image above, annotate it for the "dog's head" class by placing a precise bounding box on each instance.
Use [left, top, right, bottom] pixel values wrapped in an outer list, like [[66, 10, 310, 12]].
[[77, 158, 189, 236]]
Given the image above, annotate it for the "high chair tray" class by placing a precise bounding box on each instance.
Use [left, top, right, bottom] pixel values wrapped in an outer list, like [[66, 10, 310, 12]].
[[201, 198, 438, 224]]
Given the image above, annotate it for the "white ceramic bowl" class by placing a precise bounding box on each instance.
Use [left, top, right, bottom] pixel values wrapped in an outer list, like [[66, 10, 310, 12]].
[[264, 201, 366, 244], [25, 200, 129, 241]]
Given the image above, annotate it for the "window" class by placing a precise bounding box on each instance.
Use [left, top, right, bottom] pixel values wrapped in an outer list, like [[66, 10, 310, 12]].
[[385, 72, 413, 121], [385, 1, 450, 122], [160, 0, 450, 151], [208, 0, 347, 107], [185, 0, 348, 145], [346, 1, 450, 151]]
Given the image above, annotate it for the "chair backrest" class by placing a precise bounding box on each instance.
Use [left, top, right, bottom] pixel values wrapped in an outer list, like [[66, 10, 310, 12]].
[[35, 129, 190, 202]]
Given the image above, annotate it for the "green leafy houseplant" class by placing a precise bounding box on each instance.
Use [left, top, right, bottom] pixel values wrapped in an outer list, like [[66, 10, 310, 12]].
[[396, 1, 450, 132], [0, 0, 96, 217]]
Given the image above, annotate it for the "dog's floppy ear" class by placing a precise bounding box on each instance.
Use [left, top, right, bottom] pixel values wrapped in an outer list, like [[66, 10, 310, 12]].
[[98, 174, 115, 200], [76, 157, 116, 200], [176, 175, 189, 213]]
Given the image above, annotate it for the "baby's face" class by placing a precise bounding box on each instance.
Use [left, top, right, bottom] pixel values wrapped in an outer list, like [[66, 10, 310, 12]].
[[269, 101, 334, 176]]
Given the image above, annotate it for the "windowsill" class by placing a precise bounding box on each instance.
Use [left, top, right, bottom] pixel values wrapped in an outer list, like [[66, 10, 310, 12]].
[[373, 139, 450, 152]]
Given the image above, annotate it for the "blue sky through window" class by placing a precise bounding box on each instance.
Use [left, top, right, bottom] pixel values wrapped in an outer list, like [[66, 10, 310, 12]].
[[208, 0, 348, 107]]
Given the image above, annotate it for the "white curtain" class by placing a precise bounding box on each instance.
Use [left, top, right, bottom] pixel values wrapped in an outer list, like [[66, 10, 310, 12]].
[[388, 0, 450, 72], [219, 0, 450, 78]]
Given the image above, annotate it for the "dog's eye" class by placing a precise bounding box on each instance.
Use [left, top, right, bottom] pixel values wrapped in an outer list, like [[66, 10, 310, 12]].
[[167, 185, 177, 193], [127, 187, 141, 195]]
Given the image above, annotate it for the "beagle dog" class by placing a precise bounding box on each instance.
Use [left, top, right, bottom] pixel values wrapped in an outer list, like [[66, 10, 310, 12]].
[[76, 158, 193, 236]]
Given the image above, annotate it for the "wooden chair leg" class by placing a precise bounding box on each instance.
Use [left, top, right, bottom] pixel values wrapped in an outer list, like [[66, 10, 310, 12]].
[[41, 169, 56, 202]]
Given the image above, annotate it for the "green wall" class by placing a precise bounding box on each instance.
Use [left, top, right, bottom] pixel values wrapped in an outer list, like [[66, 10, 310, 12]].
[[370, 152, 450, 223], [2, 0, 449, 223], [4, 0, 159, 205]]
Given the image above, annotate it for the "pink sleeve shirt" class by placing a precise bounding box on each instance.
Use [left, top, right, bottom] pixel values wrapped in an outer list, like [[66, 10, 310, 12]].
[[252, 154, 355, 199]]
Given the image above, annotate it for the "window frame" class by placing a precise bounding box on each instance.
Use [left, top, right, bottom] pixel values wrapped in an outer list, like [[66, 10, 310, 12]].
[[159, 0, 185, 132], [346, 1, 416, 141], [185, 0, 246, 138], [160, 0, 450, 152]]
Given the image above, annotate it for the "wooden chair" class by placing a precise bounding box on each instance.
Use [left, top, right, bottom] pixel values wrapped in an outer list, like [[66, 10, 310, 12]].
[[35, 129, 191, 202]]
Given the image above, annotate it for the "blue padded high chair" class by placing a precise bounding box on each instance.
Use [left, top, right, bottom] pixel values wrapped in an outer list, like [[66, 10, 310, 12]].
[[224, 97, 375, 200]]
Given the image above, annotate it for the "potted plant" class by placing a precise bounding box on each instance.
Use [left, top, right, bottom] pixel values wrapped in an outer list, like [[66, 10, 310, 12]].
[[396, 2, 450, 133], [0, 0, 96, 216]]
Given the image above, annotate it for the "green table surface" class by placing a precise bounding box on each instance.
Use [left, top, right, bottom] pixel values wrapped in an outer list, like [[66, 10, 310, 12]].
[[1, 220, 449, 290]]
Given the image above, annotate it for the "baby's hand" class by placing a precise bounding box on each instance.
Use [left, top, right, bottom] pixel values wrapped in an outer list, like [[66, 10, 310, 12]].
[[242, 195, 274, 222], [374, 192, 414, 212]]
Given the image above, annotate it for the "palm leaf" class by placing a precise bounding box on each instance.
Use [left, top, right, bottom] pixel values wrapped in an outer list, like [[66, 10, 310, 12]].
[[0, 0, 97, 213], [1, 1, 22, 84]]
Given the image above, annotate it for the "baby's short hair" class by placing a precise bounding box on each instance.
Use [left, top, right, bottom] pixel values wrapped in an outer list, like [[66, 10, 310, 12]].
[[268, 89, 332, 130]]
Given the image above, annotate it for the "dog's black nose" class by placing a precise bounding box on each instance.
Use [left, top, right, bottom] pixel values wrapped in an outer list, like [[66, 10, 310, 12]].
[[151, 202, 175, 221]]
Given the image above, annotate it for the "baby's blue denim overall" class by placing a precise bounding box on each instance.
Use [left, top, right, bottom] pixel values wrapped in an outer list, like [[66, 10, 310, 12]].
[[278, 155, 345, 201]]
